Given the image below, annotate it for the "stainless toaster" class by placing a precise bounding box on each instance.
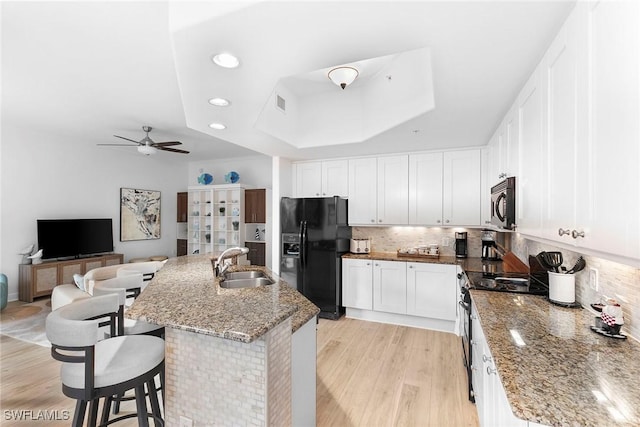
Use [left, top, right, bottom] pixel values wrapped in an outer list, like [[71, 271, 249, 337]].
[[350, 238, 371, 254]]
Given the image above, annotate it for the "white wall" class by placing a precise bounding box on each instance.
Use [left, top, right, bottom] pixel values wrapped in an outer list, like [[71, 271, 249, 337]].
[[1, 123, 187, 301], [188, 155, 272, 188]]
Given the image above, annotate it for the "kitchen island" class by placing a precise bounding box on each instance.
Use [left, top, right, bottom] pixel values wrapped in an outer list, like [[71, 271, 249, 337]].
[[126, 255, 320, 426], [471, 290, 640, 427]]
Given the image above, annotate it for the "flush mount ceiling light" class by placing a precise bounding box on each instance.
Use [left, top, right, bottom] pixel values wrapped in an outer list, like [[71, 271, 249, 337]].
[[208, 97, 230, 107], [212, 53, 239, 68], [137, 145, 157, 156], [328, 66, 359, 90], [209, 122, 226, 130]]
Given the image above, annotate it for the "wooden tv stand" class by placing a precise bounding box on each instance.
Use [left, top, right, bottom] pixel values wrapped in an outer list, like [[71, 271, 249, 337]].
[[18, 253, 124, 302]]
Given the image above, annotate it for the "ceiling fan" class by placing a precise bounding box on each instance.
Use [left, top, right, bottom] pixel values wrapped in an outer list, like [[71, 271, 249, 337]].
[[98, 126, 189, 155]]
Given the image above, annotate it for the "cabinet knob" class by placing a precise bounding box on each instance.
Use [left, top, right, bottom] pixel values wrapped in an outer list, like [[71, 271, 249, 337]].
[[371, 219, 375, 223], [445, 219, 450, 224], [437, 219, 441, 223], [408, 265, 413, 269], [316, 193, 320, 196], [322, 193, 326, 196], [558, 228, 571, 237], [484, 220, 491, 224], [571, 229, 585, 239], [486, 366, 497, 375], [366, 263, 370, 266], [378, 219, 382, 223], [482, 355, 492, 363]]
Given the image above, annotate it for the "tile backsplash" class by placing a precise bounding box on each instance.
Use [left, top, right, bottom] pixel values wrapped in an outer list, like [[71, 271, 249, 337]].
[[352, 226, 484, 257], [511, 233, 640, 341]]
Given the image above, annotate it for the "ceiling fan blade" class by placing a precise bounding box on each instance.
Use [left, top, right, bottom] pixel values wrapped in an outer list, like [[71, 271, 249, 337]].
[[158, 146, 190, 154], [97, 143, 138, 147], [152, 141, 182, 147], [113, 135, 141, 144]]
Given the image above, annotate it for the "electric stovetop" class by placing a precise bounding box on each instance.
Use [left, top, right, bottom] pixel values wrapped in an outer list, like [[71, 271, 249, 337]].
[[466, 271, 549, 295]]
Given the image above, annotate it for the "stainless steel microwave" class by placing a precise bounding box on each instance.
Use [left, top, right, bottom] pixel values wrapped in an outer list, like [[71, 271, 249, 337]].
[[491, 177, 516, 230]]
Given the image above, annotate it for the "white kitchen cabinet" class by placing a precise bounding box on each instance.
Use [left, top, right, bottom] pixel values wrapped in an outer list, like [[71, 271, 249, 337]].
[[574, 0, 640, 260], [321, 159, 349, 198], [443, 149, 481, 226], [409, 150, 481, 226], [516, 65, 545, 236], [409, 152, 443, 226], [373, 260, 407, 314], [406, 262, 457, 320], [348, 155, 408, 225], [342, 258, 373, 310], [472, 303, 528, 427], [480, 148, 492, 227], [541, 7, 583, 245], [293, 160, 348, 198]]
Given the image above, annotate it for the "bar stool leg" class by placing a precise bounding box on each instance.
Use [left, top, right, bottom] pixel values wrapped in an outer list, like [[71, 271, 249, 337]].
[[146, 379, 163, 426], [100, 395, 113, 425], [87, 399, 99, 427], [135, 384, 150, 427]]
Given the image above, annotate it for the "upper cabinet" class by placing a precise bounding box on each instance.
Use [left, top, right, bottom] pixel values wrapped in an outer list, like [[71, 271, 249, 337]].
[[245, 188, 266, 223], [486, 106, 519, 188], [348, 156, 409, 225], [490, 1, 640, 262], [293, 160, 348, 198], [409, 150, 481, 226]]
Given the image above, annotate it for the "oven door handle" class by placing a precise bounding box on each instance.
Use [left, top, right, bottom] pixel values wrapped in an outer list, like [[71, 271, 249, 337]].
[[459, 300, 470, 311]]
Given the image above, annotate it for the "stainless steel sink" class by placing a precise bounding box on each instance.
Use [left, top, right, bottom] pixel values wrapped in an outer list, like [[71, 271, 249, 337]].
[[223, 271, 267, 280], [219, 277, 274, 289]]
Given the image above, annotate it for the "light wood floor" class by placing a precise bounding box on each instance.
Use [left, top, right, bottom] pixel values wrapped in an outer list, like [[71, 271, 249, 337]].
[[1, 302, 478, 426], [316, 317, 478, 427]]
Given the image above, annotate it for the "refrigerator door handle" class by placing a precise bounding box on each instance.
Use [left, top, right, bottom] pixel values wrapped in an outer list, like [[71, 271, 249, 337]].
[[299, 221, 306, 267]]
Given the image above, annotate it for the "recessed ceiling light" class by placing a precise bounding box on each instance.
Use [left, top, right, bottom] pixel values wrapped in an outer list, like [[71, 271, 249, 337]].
[[209, 122, 226, 130], [208, 98, 230, 107], [212, 53, 239, 68]]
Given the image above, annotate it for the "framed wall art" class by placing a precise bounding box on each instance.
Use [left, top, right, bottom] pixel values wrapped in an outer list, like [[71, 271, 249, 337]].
[[120, 188, 161, 241]]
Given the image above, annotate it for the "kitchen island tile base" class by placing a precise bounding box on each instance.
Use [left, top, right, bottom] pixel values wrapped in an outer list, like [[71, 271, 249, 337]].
[[164, 317, 292, 425]]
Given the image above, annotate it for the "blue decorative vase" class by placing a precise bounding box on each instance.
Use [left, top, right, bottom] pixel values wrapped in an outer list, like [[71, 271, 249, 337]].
[[0, 273, 8, 311]]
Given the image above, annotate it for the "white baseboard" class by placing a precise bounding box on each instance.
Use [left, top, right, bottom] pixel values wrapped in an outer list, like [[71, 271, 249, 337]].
[[345, 307, 457, 335]]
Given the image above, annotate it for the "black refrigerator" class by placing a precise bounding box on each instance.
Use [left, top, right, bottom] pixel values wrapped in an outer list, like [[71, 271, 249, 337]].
[[280, 196, 351, 319]]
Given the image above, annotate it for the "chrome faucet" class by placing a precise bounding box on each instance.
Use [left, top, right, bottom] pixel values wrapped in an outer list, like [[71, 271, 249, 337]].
[[215, 247, 250, 277]]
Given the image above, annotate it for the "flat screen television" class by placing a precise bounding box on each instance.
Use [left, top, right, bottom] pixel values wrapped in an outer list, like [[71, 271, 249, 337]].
[[37, 218, 114, 260]]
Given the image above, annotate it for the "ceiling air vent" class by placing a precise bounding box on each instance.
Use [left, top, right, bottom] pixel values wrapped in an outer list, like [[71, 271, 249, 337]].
[[276, 94, 286, 113]]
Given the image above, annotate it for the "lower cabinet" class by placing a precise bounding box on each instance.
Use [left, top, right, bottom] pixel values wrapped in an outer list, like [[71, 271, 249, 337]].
[[406, 262, 457, 320], [245, 242, 266, 266], [342, 258, 373, 310], [472, 302, 529, 427], [342, 258, 458, 327], [373, 260, 407, 314]]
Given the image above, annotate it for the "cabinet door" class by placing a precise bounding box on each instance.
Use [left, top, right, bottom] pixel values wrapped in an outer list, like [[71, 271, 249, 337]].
[[321, 160, 348, 198], [246, 242, 266, 266], [373, 260, 406, 314], [406, 263, 457, 320], [33, 264, 58, 296], [348, 158, 378, 225], [60, 261, 83, 286], [409, 152, 443, 226], [342, 258, 373, 310], [516, 66, 545, 235], [542, 10, 581, 244], [577, 0, 640, 259], [443, 150, 481, 226], [471, 307, 485, 425], [177, 192, 188, 222], [245, 189, 266, 223], [295, 162, 322, 197], [377, 155, 409, 225]]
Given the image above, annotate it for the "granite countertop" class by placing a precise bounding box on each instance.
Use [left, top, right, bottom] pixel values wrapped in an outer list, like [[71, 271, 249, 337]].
[[125, 255, 320, 343], [471, 290, 640, 427]]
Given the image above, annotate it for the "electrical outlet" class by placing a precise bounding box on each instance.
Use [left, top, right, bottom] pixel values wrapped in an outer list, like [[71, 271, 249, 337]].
[[589, 268, 599, 291], [442, 237, 451, 247], [180, 416, 193, 427]]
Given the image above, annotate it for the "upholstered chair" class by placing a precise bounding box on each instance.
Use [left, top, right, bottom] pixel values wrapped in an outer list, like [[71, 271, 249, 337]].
[[45, 293, 164, 427]]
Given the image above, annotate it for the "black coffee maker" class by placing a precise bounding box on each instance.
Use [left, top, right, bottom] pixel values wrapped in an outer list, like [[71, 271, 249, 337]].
[[481, 230, 500, 260], [455, 232, 468, 258]]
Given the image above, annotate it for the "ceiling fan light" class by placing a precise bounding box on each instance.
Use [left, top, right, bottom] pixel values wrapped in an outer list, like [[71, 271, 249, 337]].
[[328, 66, 359, 89], [209, 122, 226, 130], [212, 53, 240, 69], [138, 145, 157, 156], [208, 97, 230, 107]]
